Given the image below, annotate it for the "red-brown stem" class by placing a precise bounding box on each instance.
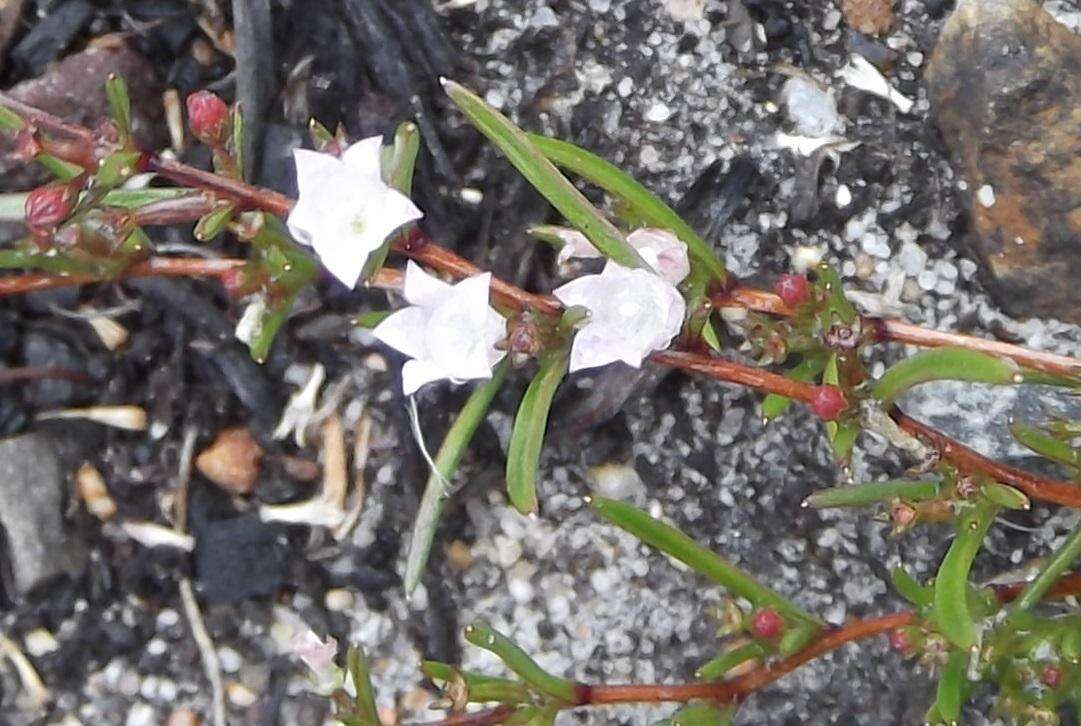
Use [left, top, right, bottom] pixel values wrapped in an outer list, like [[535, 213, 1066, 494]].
[[0, 91, 95, 144], [992, 572, 1081, 603], [893, 410, 1081, 509], [716, 287, 1081, 379], [651, 349, 815, 402], [145, 155, 294, 215], [131, 193, 216, 226], [0, 257, 244, 296], [394, 228, 562, 316]]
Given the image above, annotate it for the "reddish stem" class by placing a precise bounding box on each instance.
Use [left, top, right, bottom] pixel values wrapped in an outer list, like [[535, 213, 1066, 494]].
[[0, 257, 244, 296], [716, 287, 1081, 379], [651, 349, 815, 402]]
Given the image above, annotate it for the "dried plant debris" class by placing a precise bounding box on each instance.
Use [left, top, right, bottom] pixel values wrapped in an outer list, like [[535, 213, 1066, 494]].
[[840, 0, 894, 36]]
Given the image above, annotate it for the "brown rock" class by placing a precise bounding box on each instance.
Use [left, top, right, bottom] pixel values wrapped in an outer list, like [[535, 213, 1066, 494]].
[[196, 427, 264, 495], [0, 42, 165, 190], [840, 0, 894, 36], [926, 0, 1081, 323]]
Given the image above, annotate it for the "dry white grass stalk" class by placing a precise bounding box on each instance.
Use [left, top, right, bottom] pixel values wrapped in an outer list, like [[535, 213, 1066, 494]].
[[37, 405, 147, 431], [76, 463, 117, 522]]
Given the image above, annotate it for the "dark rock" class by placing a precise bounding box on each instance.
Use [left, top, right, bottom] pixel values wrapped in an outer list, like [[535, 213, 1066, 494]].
[[8, 0, 93, 78], [0, 0, 28, 76], [926, 0, 1081, 323], [193, 512, 286, 603], [0, 432, 85, 597], [20, 330, 83, 408]]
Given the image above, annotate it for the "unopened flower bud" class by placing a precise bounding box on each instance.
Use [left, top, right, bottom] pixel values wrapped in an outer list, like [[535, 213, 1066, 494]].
[[186, 90, 230, 145], [824, 324, 859, 350], [24, 184, 76, 229], [773, 274, 810, 307], [750, 608, 783, 639], [810, 385, 846, 421], [889, 628, 913, 656], [1041, 665, 1062, 689], [890, 501, 917, 532]]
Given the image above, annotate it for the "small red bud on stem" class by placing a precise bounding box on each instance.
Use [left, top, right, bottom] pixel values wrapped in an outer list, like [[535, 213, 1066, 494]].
[[750, 608, 783, 639], [810, 385, 846, 421], [1042, 665, 1062, 689], [774, 274, 810, 307], [186, 90, 230, 145], [24, 184, 77, 230]]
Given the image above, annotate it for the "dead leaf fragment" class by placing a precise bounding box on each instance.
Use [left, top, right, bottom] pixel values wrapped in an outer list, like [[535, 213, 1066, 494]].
[[196, 427, 264, 495]]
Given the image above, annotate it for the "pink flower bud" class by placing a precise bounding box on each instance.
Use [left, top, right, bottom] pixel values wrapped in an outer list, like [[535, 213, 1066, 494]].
[[773, 274, 810, 307], [750, 608, 783, 639], [810, 385, 846, 421], [1042, 665, 1062, 689], [186, 90, 229, 145], [24, 184, 76, 229]]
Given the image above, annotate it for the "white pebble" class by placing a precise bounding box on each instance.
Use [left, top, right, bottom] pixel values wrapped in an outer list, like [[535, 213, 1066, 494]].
[[617, 77, 634, 97], [24, 628, 59, 657], [643, 102, 673, 123], [834, 184, 852, 208], [977, 184, 996, 208], [217, 647, 243, 674]]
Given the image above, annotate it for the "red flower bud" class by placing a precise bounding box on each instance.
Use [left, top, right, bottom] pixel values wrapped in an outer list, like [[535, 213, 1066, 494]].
[[186, 90, 229, 145], [810, 385, 846, 421], [750, 608, 783, 639], [773, 274, 810, 307], [889, 629, 912, 655], [1042, 665, 1062, 689], [24, 184, 76, 229]]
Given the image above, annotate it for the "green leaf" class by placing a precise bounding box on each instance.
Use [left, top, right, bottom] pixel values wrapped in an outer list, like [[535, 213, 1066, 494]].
[[36, 154, 84, 181], [104, 74, 132, 141], [694, 642, 764, 681], [345, 647, 379, 725], [528, 134, 726, 282], [762, 354, 828, 420], [442, 80, 646, 270], [669, 703, 735, 725], [353, 310, 392, 329], [872, 347, 1021, 407], [1010, 422, 1081, 471], [933, 649, 966, 723], [421, 661, 530, 704], [247, 294, 295, 364], [933, 500, 998, 649], [506, 348, 569, 514], [778, 622, 818, 656], [103, 188, 197, 209], [194, 202, 237, 242], [463, 621, 580, 704], [980, 482, 1029, 511], [814, 264, 856, 326], [404, 359, 510, 595], [804, 478, 940, 509], [0, 105, 24, 133], [505, 705, 558, 726], [590, 496, 821, 625], [94, 151, 142, 189], [1007, 522, 1081, 625], [231, 103, 246, 180], [364, 123, 421, 281], [890, 567, 933, 608]]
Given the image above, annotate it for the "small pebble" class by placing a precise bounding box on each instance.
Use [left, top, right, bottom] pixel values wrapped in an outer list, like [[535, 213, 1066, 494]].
[[196, 427, 264, 495], [643, 102, 672, 122], [976, 184, 996, 207], [325, 588, 354, 612], [24, 628, 59, 657], [226, 681, 258, 708], [217, 646, 243, 674]]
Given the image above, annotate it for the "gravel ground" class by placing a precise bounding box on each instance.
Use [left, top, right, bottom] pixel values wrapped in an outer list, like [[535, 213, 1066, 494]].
[[3, 1, 1081, 724]]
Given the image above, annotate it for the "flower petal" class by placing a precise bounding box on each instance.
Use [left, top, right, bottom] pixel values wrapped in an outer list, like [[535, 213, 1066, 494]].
[[403, 260, 451, 307], [401, 358, 448, 395], [340, 136, 387, 183], [372, 306, 431, 361]]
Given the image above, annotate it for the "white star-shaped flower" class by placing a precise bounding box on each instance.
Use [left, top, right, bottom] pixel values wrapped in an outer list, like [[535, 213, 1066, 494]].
[[553, 262, 686, 373], [287, 137, 423, 288], [372, 261, 507, 394], [290, 628, 342, 695], [556, 227, 691, 285]]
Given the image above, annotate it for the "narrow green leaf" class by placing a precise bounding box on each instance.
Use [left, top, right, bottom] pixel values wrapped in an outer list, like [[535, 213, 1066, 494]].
[[528, 134, 726, 282], [387, 121, 420, 194], [231, 104, 246, 180], [94, 151, 142, 189], [694, 643, 764, 681], [104, 74, 132, 141], [701, 317, 722, 353], [669, 703, 735, 726], [1060, 626, 1081, 663], [248, 294, 294, 365], [506, 348, 569, 514], [505, 705, 558, 726], [814, 264, 856, 326], [980, 482, 1029, 511], [890, 567, 932, 608], [762, 354, 828, 420], [102, 188, 197, 209], [1010, 423, 1081, 471], [345, 646, 379, 725], [872, 347, 1021, 407], [933, 649, 966, 723], [0, 105, 24, 133], [194, 202, 237, 242], [804, 478, 940, 509], [933, 500, 998, 649], [405, 359, 510, 595], [353, 311, 392, 329], [590, 496, 821, 625], [1007, 522, 1081, 625], [36, 154, 83, 181], [421, 661, 530, 704], [463, 621, 579, 704], [778, 622, 818, 656], [442, 80, 646, 270]]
